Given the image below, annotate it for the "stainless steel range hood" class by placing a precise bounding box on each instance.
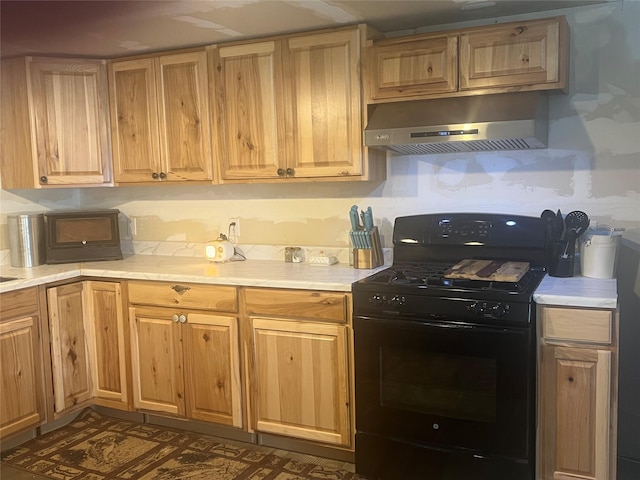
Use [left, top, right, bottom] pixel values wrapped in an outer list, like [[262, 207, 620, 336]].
[[364, 92, 548, 155]]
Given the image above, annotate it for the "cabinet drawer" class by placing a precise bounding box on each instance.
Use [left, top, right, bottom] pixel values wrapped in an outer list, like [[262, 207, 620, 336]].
[[0, 287, 39, 319], [128, 281, 237, 312], [244, 288, 348, 323], [542, 307, 613, 344]]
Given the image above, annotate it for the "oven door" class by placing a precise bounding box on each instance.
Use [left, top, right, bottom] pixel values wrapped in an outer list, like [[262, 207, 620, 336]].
[[354, 315, 535, 459]]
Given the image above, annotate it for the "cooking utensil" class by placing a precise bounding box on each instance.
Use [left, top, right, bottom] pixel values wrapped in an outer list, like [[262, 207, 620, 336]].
[[541, 209, 556, 243], [556, 209, 564, 241], [561, 210, 589, 258]]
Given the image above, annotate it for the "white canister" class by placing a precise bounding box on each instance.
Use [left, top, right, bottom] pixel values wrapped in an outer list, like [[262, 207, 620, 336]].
[[579, 230, 620, 279]]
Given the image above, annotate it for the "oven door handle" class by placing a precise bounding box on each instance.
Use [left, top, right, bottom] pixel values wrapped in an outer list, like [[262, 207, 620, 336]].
[[356, 316, 528, 336]]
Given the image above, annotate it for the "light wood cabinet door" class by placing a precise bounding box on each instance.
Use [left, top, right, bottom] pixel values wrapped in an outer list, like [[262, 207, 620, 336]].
[[0, 57, 112, 188], [158, 51, 213, 182], [129, 306, 185, 416], [109, 58, 162, 183], [213, 41, 284, 180], [183, 313, 242, 427], [84, 281, 129, 409], [47, 283, 93, 413], [460, 17, 568, 91], [285, 29, 363, 178], [369, 34, 458, 100], [109, 51, 212, 184], [251, 317, 351, 446], [0, 288, 44, 439], [540, 344, 612, 480]]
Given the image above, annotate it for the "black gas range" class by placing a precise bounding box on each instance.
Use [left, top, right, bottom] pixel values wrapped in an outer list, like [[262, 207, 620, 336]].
[[352, 213, 547, 480]]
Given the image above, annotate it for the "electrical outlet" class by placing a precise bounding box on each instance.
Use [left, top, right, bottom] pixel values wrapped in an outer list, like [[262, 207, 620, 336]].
[[229, 218, 240, 237]]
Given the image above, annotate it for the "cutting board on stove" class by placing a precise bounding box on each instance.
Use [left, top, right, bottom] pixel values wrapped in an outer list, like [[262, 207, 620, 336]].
[[444, 259, 530, 282]]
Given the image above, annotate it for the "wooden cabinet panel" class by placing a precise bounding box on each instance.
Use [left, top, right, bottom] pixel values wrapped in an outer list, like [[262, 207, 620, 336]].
[[109, 51, 212, 184], [460, 17, 568, 91], [1, 57, 112, 188], [129, 306, 184, 416], [244, 288, 348, 323], [183, 313, 242, 427], [84, 281, 129, 408], [109, 58, 161, 182], [285, 29, 363, 178], [251, 317, 350, 446], [158, 51, 213, 181], [128, 281, 238, 312], [0, 313, 43, 438], [369, 34, 458, 100], [541, 345, 612, 480], [542, 307, 613, 344], [47, 283, 92, 413], [213, 41, 283, 180]]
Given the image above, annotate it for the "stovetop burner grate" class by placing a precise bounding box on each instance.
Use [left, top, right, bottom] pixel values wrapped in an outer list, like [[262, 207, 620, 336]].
[[365, 262, 539, 294]]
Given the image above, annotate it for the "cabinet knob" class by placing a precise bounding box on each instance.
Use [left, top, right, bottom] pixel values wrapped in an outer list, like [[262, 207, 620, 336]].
[[40, 176, 48, 183], [152, 172, 159, 179], [159, 172, 167, 179], [286, 168, 294, 176], [172, 314, 180, 323], [179, 314, 187, 323], [277, 168, 286, 177], [568, 376, 574, 382]]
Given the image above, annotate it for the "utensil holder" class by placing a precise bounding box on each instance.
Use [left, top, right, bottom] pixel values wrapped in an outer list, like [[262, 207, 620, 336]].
[[548, 241, 575, 278], [353, 227, 384, 269]]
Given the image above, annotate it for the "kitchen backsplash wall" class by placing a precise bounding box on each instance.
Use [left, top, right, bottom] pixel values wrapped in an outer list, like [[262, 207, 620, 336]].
[[1, 1, 638, 254]]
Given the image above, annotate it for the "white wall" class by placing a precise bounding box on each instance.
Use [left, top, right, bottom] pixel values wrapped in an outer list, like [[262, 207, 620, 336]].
[[1, 1, 638, 251]]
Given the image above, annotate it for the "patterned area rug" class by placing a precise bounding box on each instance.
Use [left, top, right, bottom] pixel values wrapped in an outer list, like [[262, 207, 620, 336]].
[[1, 410, 365, 480]]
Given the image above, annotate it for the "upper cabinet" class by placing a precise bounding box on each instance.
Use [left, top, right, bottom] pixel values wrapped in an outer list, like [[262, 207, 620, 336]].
[[368, 16, 568, 103], [108, 50, 213, 184], [368, 34, 458, 100], [211, 25, 385, 183], [0, 57, 112, 189], [459, 17, 568, 92]]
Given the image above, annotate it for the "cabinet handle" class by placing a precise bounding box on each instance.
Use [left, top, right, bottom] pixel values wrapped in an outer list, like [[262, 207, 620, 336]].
[[171, 284, 191, 294], [277, 168, 286, 177], [40, 176, 48, 183], [286, 168, 294, 176], [179, 314, 187, 323], [152, 172, 159, 179], [159, 172, 167, 179], [172, 314, 180, 323], [568, 376, 574, 382]]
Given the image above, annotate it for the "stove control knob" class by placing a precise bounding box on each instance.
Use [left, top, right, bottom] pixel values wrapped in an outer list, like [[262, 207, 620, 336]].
[[369, 294, 384, 305], [492, 303, 509, 318], [468, 302, 486, 316], [389, 295, 406, 306]]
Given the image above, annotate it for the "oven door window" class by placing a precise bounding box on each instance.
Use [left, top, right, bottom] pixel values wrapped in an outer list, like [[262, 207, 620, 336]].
[[355, 317, 534, 458], [381, 348, 497, 423]]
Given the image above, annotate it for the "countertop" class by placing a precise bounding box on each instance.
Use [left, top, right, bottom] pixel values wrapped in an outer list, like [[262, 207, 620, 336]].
[[0, 255, 387, 294], [533, 274, 618, 309], [1, 255, 618, 308]]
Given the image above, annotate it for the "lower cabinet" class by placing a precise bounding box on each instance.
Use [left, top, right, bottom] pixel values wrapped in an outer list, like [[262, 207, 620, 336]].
[[47, 281, 128, 414], [244, 287, 353, 448], [539, 306, 618, 480], [128, 281, 242, 428], [0, 287, 45, 439]]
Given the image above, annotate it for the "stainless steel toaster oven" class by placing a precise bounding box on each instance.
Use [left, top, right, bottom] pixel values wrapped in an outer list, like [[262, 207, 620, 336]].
[[45, 209, 123, 264]]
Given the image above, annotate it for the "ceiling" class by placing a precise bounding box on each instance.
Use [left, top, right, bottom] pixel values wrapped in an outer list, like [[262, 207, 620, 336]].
[[0, 0, 606, 59]]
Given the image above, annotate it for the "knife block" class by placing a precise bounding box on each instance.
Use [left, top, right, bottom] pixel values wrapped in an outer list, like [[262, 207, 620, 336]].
[[353, 227, 384, 269]]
